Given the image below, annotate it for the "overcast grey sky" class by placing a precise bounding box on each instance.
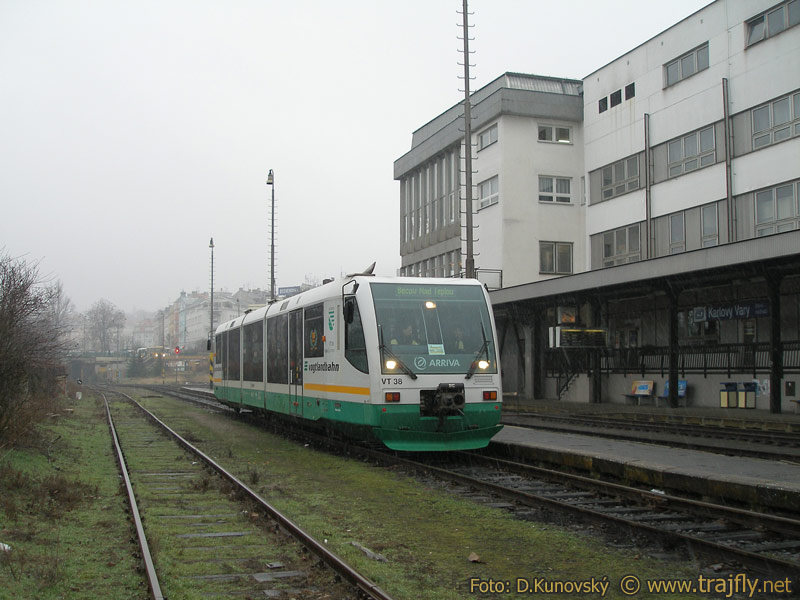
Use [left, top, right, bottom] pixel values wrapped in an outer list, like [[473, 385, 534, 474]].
[[1, 0, 711, 313]]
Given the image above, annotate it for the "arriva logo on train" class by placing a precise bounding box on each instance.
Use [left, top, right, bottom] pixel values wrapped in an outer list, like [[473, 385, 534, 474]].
[[413, 357, 461, 370]]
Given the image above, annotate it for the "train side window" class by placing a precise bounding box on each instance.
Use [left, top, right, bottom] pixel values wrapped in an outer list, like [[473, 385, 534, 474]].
[[220, 332, 227, 379], [304, 303, 325, 358], [242, 320, 264, 382], [228, 327, 241, 381], [215, 334, 223, 365], [267, 314, 289, 384], [344, 297, 369, 373]]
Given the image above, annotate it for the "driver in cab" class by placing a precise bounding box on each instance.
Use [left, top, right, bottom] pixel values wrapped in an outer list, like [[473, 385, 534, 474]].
[[390, 324, 419, 346]]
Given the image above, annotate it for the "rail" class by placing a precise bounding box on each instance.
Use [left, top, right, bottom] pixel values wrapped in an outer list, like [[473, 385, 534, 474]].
[[102, 393, 165, 600]]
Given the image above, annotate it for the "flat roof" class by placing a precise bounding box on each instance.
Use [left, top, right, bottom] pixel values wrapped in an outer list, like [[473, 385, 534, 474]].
[[490, 230, 800, 307]]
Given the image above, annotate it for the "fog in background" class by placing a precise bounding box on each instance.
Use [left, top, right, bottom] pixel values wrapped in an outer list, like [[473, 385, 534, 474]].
[[1, 0, 711, 312]]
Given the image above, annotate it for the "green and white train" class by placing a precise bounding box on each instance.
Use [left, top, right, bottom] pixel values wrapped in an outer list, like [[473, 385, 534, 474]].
[[213, 273, 502, 451]]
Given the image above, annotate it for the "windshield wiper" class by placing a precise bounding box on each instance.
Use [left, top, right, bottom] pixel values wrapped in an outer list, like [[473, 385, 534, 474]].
[[378, 326, 418, 380], [465, 322, 490, 380]]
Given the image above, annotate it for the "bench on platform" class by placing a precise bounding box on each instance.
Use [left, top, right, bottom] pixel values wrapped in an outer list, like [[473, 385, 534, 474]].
[[657, 379, 689, 407], [623, 380, 655, 405]]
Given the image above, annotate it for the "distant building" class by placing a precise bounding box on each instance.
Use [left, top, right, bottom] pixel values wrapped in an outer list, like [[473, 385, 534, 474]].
[[131, 318, 158, 349], [164, 288, 269, 354]]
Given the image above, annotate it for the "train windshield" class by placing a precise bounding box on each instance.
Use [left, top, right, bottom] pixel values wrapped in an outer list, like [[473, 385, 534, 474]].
[[370, 282, 497, 375]]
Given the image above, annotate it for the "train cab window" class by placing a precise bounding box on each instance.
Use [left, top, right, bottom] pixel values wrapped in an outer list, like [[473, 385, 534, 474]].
[[215, 334, 223, 365], [304, 303, 325, 358], [242, 321, 264, 382], [344, 297, 369, 373], [371, 282, 498, 375], [267, 314, 289, 384], [228, 327, 241, 381]]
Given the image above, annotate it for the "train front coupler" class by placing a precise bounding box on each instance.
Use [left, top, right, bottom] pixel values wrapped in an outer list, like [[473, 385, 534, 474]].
[[420, 383, 466, 422]]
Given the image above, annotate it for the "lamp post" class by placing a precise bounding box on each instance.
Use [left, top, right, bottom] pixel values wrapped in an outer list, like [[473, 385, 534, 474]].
[[266, 169, 276, 302], [209, 237, 214, 389]]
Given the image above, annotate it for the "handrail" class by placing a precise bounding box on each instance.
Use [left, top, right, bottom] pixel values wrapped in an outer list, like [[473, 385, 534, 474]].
[[589, 342, 800, 375]]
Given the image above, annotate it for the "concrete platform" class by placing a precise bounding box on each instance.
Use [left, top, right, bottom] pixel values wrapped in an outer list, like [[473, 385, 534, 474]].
[[502, 397, 800, 430], [490, 425, 800, 513]]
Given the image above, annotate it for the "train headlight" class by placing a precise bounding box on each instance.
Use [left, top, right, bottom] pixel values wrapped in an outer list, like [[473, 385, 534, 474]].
[[478, 359, 490, 370], [425, 301, 436, 309], [385, 359, 397, 370]]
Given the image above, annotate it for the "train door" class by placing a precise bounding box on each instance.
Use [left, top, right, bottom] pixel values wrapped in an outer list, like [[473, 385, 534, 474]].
[[289, 309, 304, 416]]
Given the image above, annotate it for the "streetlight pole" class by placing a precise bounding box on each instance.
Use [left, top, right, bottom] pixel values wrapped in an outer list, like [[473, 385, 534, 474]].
[[209, 237, 214, 389], [266, 169, 276, 302]]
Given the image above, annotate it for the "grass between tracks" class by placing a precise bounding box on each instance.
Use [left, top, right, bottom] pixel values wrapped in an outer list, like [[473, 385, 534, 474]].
[[137, 394, 706, 600], [0, 394, 143, 600]]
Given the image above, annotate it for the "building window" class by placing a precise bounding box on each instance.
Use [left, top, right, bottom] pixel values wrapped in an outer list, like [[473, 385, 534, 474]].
[[598, 97, 608, 113], [670, 213, 685, 254], [667, 126, 715, 177], [625, 82, 636, 100], [702, 203, 719, 247], [448, 250, 461, 277], [751, 91, 800, 149], [610, 89, 622, 107], [478, 176, 499, 208], [538, 125, 571, 143], [478, 124, 498, 150], [755, 180, 800, 236], [403, 148, 459, 242], [539, 176, 571, 203], [664, 43, 709, 87], [448, 148, 458, 225], [746, 0, 800, 46], [540, 242, 572, 275], [601, 156, 640, 201], [602, 223, 641, 267]]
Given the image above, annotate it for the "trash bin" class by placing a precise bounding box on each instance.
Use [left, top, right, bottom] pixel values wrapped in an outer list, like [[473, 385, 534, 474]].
[[720, 382, 737, 408], [739, 382, 757, 409]]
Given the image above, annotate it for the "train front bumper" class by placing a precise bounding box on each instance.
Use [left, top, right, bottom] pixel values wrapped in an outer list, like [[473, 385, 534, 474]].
[[373, 423, 503, 451]]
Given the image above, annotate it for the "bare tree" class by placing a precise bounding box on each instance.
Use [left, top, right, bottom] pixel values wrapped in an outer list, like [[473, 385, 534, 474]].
[[47, 280, 74, 341], [85, 299, 125, 353], [0, 252, 69, 448]]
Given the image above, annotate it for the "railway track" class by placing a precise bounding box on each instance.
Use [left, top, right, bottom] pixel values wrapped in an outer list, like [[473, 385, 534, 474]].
[[397, 451, 800, 579], [135, 385, 800, 578], [502, 411, 800, 462], [101, 388, 394, 600]]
